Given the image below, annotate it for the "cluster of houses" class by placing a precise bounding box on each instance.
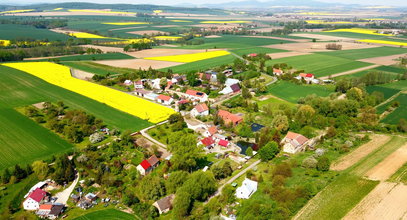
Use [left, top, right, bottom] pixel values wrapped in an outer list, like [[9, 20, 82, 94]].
[[272, 68, 323, 84], [22, 181, 65, 219]]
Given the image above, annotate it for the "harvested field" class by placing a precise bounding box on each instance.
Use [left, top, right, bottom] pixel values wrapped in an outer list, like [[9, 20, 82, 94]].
[[127, 30, 169, 35], [365, 143, 407, 181], [267, 51, 311, 59], [344, 182, 407, 220], [205, 35, 222, 38], [94, 59, 183, 70], [358, 53, 407, 65], [80, 45, 124, 53], [70, 68, 94, 80], [246, 35, 307, 42], [264, 42, 379, 53], [331, 134, 392, 171], [290, 33, 359, 41]]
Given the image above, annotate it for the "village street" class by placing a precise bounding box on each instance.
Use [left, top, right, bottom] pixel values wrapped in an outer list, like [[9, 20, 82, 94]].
[[55, 172, 80, 205]]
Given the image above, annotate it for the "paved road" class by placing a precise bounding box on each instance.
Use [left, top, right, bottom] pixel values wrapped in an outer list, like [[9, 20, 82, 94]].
[[319, 64, 380, 80], [206, 159, 261, 203], [55, 172, 79, 205]]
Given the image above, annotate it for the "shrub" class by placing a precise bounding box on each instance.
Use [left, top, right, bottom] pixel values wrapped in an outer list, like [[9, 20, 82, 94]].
[[302, 157, 318, 169], [89, 132, 105, 144], [316, 156, 331, 172]]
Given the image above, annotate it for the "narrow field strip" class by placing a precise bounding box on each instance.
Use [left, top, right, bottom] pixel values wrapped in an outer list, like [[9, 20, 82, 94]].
[[144, 50, 230, 62], [2, 62, 175, 123]]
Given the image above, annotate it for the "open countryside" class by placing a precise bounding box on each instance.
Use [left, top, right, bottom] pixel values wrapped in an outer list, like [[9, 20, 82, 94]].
[[0, 1, 406, 220]]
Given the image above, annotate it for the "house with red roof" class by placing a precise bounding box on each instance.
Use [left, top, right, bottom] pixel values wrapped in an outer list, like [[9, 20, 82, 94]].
[[23, 188, 47, 210], [273, 68, 284, 76], [296, 73, 315, 82], [281, 131, 310, 154], [36, 204, 53, 217], [185, 89, 208, 102], [191, 103, 209, 117], [218, 110, 243, 127], [157, 94, 173, 105], [248, 53, 257, 57], [201, 137, 215, 148], [137, 155, 160, 175], [218, 139, 229, 147]]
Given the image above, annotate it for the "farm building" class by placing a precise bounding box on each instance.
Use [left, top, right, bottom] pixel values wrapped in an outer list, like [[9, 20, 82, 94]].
[[218, 110, 243, 126], [157, 94, 173, 105], [220, 83, 240, 95], [137, 155, 160, 175], [185, 89, 208, 102], [134, 89, 151, 97], [191, 103, 209, 117], [225, 78, 240, 87], [281, 131, 310, 154], [23, 188, 47, 210], [201, 137, 215, 148], [153, 194, 175, 215], [273, 68, 284, 76], [235, 178, 258, 199], [296, 73, 315, 82]]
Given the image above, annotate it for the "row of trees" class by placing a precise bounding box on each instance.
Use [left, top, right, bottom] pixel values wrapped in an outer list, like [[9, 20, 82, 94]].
[[0, 46, 86, 61]]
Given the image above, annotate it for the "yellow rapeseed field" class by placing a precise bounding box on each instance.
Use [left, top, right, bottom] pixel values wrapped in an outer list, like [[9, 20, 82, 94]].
[[357, 39, 407, 47], [0, 9, 34, 14], [153, 10, 163, 13], [171, 20, 192, 23], [145, 50, 230, 63], [153, 36, 182, 41], [2, 62, 174, 123], [324, 28, 393, 36], [69, 32, 108, 39], [200, 20, 251, 24], [68, 9, 136, 15], [0, 40, 11, 47], [102, 22, 149, 25], [53, 8, 63, 11]]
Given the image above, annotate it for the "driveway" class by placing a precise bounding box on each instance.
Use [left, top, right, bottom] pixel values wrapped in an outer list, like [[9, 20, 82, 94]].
[[54, 172, 80, 205]]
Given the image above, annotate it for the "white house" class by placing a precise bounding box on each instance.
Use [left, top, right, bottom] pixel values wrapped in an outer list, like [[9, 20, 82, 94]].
[[191, 103, 209, 117], [235, 178, 258, 199], [185, 89, 208, 102], [225, 78, 240, 87], [281, 131, 310, 154], [157, 94, 173, 105], [134, 80, 144, 89], [23, 188, 47, 210], [123, 80, 132, 86]]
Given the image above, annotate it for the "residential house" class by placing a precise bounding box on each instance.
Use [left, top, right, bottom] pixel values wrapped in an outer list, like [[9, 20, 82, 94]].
[[123, 80, 132, 86], [201, 137, 215, 148], [225, 78, 240, 87], [134, 89, 151, 97], [235, 178, 258, 199], [36, 204, 52, 218], [23, 188, 47, 210], [220, 83, 240, 95], [218, 110, 243, 126], [281, 131, 310, 154], [191, 103, 209, 117], [85, 193, 97, 202], [218, 139, 229, 147], [204, 126, 218, 137], [185, 89, 208, 102], [137, 155, 160, 175], [145, 92, 159, 101], [153, 194, 175, 215], [273, 68, 283, 76], [48, 204, 64, 219], [247, 53, 257, 57], [296, 73, 315, 82], [134, 80, 144, 89], [157, 95, 173, 105]]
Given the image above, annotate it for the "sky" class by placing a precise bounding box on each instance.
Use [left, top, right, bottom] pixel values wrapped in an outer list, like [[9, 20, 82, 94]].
[[5, 0, 407, 7]]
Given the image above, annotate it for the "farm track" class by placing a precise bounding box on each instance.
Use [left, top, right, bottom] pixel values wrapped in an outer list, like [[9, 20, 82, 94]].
[[319, 64, 379, 80]]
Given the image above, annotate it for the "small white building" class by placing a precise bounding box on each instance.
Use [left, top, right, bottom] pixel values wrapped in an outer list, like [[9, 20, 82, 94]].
[[134, 80, 144, 89], [235, 178, 258, 199], [191, 103, 209, 117], [123, 80, 132, 86], [157, 94, 173, 105], [225, 78, 240, 87], [23, 188, 47, 210]]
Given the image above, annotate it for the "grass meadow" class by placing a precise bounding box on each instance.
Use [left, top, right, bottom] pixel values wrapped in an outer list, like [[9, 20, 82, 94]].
[[317, 46, 407, 60], [265, 81, 334, 103], [161, 54, 236, 72], [230, 47, 288, 56], [73, 208, 137, 220], [0, 24, 70, 41]]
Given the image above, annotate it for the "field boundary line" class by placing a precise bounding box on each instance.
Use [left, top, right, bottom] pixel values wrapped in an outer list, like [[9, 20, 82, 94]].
[[320, 64, 379, 80]]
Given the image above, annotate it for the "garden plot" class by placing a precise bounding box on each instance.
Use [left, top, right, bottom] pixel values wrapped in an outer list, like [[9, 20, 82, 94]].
[[358, 53, 407, 65], [264, 42, 379, 53], [331, 134, 392, 171], [94, 59, 184, 70], [365, 143, 407, 181], [344, 182, 407, 220]]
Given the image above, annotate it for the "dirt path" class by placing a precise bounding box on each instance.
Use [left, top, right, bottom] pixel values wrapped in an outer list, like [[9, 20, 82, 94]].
[[331, 134, 391, 171], [343, 182, 407, 220], [365, 143, 407, 181], [319, 64, 380, 80], [55, 173, 79, 205], [70, 68, 94, 80]]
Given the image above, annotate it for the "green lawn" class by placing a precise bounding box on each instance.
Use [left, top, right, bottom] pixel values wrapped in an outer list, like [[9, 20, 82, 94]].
[[266, 53, 371, 77], [161, 54, 236, 73], [296, 135, 405, 220], [0, 65, 151, 170], [72, 208, 137, 220], [265, 81, 334, 103], [0, 24, 70, 41], [35, 53, 135, 62], [317, 46, 407, 60], [230, 47, 287, 56]]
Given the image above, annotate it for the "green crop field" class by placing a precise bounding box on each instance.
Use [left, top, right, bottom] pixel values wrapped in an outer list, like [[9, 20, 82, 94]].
[[230, 47, 288, 56], [0, 65, 151, 169], [178, 35, 293, 49], [318, 46, 407, 60], [265, 81, 334, 103], [73, 208, 137, 220], [366, 85, 401, 100], [379, 80, 407, 90], [35, 53, 134, 62], [334, 65, 405, 80], [379, 94, 407, 124], [266, 53, 371, 77], [161, 54, 236, 73], [0, 24, 70, 41], [314, 31, 407, 42], [62, 61, 135, 75]]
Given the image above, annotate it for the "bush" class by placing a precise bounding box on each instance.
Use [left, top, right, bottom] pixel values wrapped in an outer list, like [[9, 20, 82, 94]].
[[89, 132, 105, 144], [302, 157, 318, 169], [316, 156, 331, 172]]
